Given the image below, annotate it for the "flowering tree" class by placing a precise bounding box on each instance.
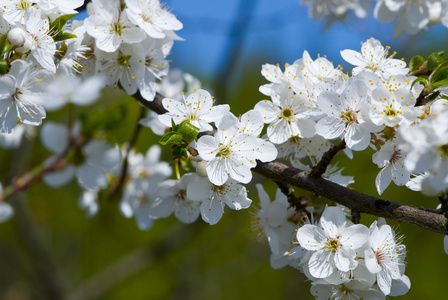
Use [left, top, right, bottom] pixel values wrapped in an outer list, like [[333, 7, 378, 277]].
[[0, 0, 448, 299]]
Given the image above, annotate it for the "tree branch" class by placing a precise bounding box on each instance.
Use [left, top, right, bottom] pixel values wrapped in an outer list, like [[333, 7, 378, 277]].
[[131, 91, 448, 235], [255, 161, 448, 235], [310, 140, 346, 178]]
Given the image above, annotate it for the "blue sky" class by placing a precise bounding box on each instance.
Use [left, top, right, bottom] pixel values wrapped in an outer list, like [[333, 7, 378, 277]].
[[166, 0, 447, 80]]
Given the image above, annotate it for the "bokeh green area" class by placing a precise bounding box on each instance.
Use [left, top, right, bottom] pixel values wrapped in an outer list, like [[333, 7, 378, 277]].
[[0, 64, 447, 300]]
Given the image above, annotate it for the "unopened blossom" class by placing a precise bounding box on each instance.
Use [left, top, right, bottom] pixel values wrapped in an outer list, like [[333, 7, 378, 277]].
[[341, 38, 408, 79], [316, 78, 383, 151], [373, 140, 410, 195], [196, 113, 277, 186], [187, 175, 251, 225], [159, 89, 230, 132], [254, 89, 316, 144], [296, 206, 369, 278]]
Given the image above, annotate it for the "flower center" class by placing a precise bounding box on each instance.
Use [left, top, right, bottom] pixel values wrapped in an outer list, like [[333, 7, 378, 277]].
[[438, 144, 448, 158], [117, 51, 131, 66], [341, 109, 358, 125], [216, 143, 231, 158], [176, 189, 187, 200], [17, 0, 31, 10], [282, 108, 294, 119], [325, 237, 342, 253], [111, 23, 124, 36], [375, 249, 384, 265], [384, 106, 398, 117]]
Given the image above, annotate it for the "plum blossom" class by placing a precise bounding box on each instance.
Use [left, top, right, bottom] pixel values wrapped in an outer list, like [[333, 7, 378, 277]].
[[125, 0, 183, 39], [341, 38, 408, 79], [0, 60, 48, 133], [365, 219, 407, 295], [187, 175, 252, 225], [316, 78, 383, 151], [296, 206, 369, 278], [254, 89, 316, 144], [252, 184, 294, 256], [85, 0, 146, 52], [150, 173, 201, 224], [159, 89, 230, 132], [196, 113, 277, 186], [372, 140, 410, 195]]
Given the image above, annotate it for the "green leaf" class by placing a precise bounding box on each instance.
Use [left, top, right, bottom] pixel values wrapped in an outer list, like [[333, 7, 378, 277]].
[[177, 120, 200, 144], [426, 91, 441, 103], [409, 55, 424, 72], [0, 60, 7, 75], [411, 77, 428, 89], [50, 14, 77, 32], [159, 132, 183, 146], [0, 35, 7, 55], [427, 53, 445, 70], [431, 64, 448, 82], [432, 79, 448, 89], [172, 146, 188, 158], [53, 33, 77, 42]]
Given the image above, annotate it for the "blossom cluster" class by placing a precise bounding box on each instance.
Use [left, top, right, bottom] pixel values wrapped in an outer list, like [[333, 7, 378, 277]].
[[300, 0, 448, 37], [253, 193, 410, 299], [1, 1, 448, 299]]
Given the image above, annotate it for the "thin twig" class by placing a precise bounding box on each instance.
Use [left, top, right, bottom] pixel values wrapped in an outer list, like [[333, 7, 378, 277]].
[[309, 140, 346, 179], [0, 147, 70, 202], [111, 105, 146, 195]]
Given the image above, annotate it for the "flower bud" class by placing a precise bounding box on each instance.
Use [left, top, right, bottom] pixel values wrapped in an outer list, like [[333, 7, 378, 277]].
[[196, 160, 208, 177], [7, 27, 33, 53]]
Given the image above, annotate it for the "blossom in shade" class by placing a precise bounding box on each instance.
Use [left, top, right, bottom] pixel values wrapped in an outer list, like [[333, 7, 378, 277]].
[[187, 175, 251, 225]]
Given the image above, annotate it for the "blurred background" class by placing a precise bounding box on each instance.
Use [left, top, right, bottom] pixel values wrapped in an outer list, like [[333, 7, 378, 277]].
[[1, 0, 448, 299]]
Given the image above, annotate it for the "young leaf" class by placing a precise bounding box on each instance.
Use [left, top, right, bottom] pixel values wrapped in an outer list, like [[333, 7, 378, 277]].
[[177, 120, 200, 144], [53, 33, 77, 42], [427, 53, 445, 71], [0, 60, 7, 75], [159, 132, 183, 146], [409, 55, 424, 72], [430, 65, 448, 84], [411, 77, 428, 89], [50, 14, 77, 32], [0, 35, 7, 55]]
